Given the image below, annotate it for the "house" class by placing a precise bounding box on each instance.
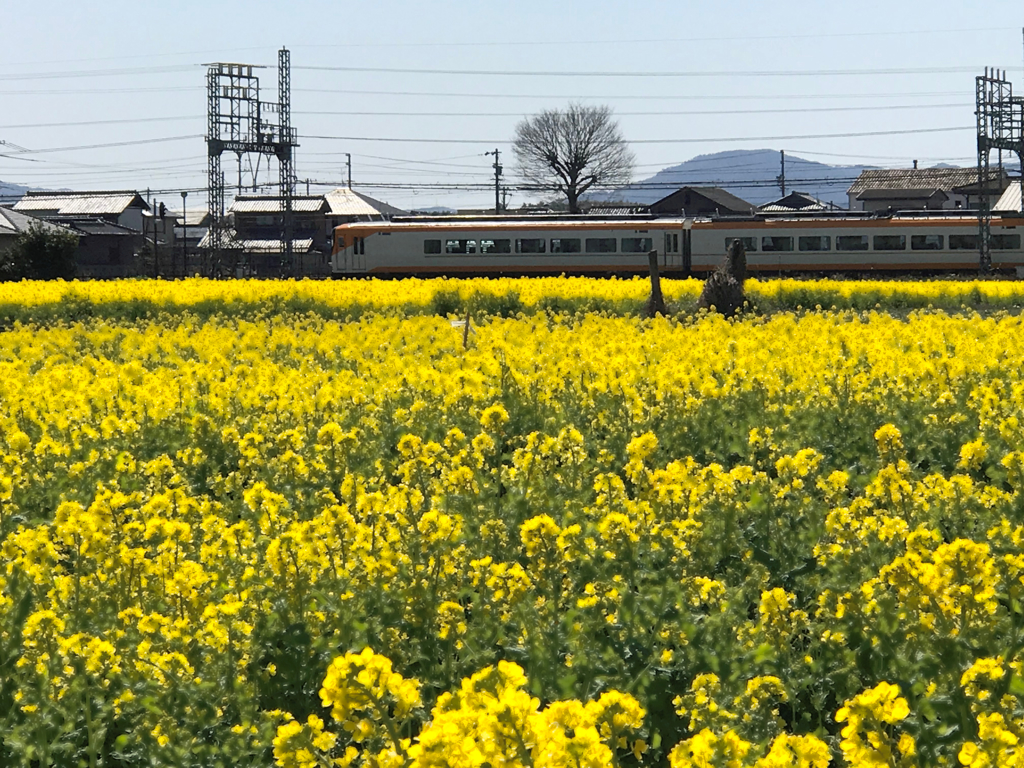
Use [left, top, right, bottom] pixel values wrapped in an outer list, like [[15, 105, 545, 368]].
[[847, 168, 1010, 212], [649, 187, 755, 217], [324, 187, 406, 228], [62, 218, 142, 278], [758, 191, 832, 214], [12, 191, 151, 277], [197, 195, 330, 277], [226, 195, 331, 276], [13, 191, 150, 231], [0, 207, 75, 257], [197, 189, 407, 277], [173, 209, 211, 254]]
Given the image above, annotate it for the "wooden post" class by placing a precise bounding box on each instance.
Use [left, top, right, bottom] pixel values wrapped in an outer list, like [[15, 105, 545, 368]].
[[645, 249, 666, 317]]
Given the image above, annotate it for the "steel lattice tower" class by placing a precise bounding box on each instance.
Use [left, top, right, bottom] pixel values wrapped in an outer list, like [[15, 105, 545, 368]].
[[205, 49, 299, 277], [278, 48, 296, 275], [976, 68, 1024, 273]]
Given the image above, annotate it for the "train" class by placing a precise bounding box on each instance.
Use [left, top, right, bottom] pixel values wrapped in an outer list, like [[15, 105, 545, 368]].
[[331, 212, 1024, 277]]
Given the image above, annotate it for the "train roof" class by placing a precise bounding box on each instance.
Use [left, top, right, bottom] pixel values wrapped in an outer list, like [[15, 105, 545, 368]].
[[334, 210, 1023, 233]]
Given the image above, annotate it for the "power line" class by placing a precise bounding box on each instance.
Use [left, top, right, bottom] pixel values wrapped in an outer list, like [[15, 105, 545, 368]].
[[303, 26, 1005, 49], [299, 126, 972, 145], [0, 105, 969, 134], [0, 115, 204, 130], [295, 103, 970, 119], [294, 87, 968, 101], [0, 86, 198, 95], [296, 64, 1023, 78], [2, 135, 203, 155], [0, 26, 1006, 67], [0, 65, 198, 82]]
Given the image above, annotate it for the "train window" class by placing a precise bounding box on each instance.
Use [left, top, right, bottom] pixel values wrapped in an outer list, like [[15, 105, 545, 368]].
[[445, 239, 477, 255], [725, 237, 757, 252], [799, 236, 831, 252], [621, 237, 654, 253], [873, 235, 906, 251], [665, 233, 680, 253], [761, 236, 794, 252], [480, 239, 512, 254], [551, 238, 581, 253], [949, 234, 979, 250], [911, 235, 944, 251], [424, 239, 442, 254], [992, 234, 1022, 250], [586, 238, 617, 253], [515, 238, 546, 254], [836, 235, 869, 251]]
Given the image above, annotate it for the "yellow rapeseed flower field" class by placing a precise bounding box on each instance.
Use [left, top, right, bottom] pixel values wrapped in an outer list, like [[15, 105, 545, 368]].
[[3, 277, 1024, 766]]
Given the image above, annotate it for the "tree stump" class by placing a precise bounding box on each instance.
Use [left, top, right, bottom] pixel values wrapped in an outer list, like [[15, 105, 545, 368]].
[[643, 250, 666, 317], [698, 239, 747, 315]]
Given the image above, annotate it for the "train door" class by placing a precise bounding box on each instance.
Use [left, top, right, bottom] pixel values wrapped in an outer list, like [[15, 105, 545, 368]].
[[341, 237, 366, 273], [663, 230, 683, 271]]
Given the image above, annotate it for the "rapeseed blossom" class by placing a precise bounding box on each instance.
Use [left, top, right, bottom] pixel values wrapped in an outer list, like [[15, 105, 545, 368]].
[[2, 281, 1024, 765]]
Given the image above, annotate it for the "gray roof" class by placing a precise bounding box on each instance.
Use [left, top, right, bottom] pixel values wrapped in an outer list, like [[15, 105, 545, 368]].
[[847, 168, 1005, 196], [324, 188, 406, 217], [995, 182, 1024, 213], [197, 228, 314, 253], [64, 218, 140, 237], [13, 191, 149, 216], [856, 188, 949, 201], [651, 186, 755, 214], [585, 205, 651, 215], [758, 191, 829, 213], [229, 196, 328, 214], [0, 207, 68, 236], [170, 209, 211, 227]]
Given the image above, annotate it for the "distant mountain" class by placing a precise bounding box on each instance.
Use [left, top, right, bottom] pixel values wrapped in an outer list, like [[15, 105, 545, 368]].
[[411, 205, 458, 214], [0, 180, 33, 204], [601, 149, 882, 209]]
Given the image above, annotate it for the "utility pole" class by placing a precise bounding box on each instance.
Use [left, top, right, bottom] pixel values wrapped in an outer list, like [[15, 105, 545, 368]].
[[777, 150, 786, 197], [485, 148, 502, 213], [345, 153, 352, 189], [180, 191, 188, 278], [152, 200, 160, 278]]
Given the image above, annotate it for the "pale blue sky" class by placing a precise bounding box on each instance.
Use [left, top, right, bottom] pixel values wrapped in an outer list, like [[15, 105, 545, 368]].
[[1, 0, 1023, 210]]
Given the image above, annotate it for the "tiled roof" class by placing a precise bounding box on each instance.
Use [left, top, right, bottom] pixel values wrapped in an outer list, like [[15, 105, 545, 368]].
[[64, 218, 141, 236], [197, 228, 314, 253], [651, 186, 755, 214], [0, 207, 68, 236], [995, 182, 1024, 213], [324, 188, 406, 217], [229, 196, 328, 214], [759, 192, 829, 213], [856, 188, 949, 201], [13, 191, 148, 216], [169, 209, 211, 227], [847, 168, 1003, 195], [585, 205, 651, 215]]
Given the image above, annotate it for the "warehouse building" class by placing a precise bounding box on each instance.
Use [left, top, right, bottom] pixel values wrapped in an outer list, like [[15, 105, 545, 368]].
[[847, 168, 1010, 212]]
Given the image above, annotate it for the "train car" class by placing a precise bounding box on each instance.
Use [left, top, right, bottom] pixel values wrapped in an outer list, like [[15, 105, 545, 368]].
[[331, 214, 1024, 276]]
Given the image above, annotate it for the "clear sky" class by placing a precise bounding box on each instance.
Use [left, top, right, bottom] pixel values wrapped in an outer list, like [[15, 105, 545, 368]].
[[1, 0, 1023, 211]]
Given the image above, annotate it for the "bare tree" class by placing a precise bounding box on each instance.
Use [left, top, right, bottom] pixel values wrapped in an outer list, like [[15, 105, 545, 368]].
[[513, 103, 635, 213]]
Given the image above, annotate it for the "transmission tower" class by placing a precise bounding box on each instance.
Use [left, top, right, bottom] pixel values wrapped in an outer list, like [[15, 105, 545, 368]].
[[205, 48, 299, 277], [976, 67, 1023, 273]]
